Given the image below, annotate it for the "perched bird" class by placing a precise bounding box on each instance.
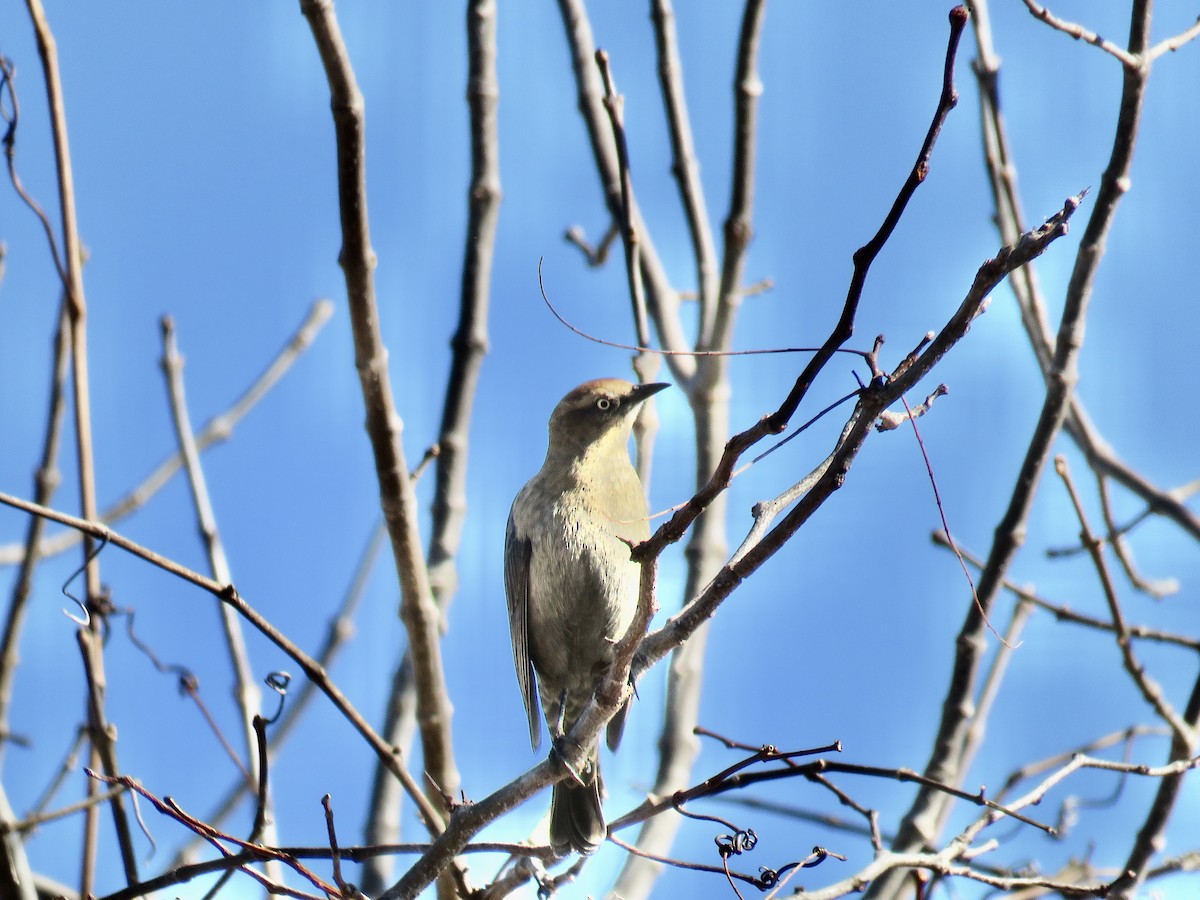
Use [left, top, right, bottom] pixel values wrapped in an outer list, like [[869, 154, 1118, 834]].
[[505, 378, 669, 856]]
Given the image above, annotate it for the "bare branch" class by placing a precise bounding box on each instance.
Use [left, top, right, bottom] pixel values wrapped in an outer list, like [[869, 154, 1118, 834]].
[[298, 0, 460, 846], [1054, 457, 1194, 746], [650, 0, 720, 338], [1020, 0, 1140, 68]]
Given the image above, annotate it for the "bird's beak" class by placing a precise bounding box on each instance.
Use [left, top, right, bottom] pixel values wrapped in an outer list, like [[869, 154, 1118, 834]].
[[631, 382, 671, 404]]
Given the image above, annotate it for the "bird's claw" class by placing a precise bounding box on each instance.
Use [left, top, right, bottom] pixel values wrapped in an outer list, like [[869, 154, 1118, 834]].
[[550, 737, 588, 786]]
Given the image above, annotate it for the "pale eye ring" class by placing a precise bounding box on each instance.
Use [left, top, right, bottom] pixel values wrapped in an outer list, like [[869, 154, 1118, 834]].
[[596, 397, 614, 411]]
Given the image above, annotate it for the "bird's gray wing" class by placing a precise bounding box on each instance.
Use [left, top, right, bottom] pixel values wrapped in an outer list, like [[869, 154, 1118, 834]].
[[504, 512, 542, 750]]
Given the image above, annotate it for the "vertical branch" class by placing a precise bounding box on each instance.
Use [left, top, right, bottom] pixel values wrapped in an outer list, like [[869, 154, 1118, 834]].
[[159, 317, 282, 883], [556, 0, 696, 382], [361, 2, 500, 892], [594, 48, 664, 482], [23, 0, 139, 888], [650, 0, 720, 340], [0, 303, 69, 765], [428, 0, 500, 620], [614, 4, 767, 896], [298, 0, 461, 838], [706, 0, 766, 356]]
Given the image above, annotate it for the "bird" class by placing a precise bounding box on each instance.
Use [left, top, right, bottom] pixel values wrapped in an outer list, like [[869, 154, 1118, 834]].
[[504, 378, 669, 856]]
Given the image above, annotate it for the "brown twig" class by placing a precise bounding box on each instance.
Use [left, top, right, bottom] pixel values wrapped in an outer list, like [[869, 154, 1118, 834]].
[[1054, 457, 1194, 745], [633, 7, 971, 566], [86, 770, 337, 898], [159, 316, 267, 815]]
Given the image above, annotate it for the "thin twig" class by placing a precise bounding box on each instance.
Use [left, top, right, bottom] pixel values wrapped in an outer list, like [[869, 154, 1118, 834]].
[[1020, 0, 1139, 67], [0, 299, 335, 567], [159, 316, 267, 813], [0, 301, 70, 766], [1149, 15, 1200, 59], [1054, 457, 1194, 746]]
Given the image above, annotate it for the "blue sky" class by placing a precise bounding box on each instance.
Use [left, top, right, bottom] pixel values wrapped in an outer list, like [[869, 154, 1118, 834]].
[[2, 2, 1199, 897]]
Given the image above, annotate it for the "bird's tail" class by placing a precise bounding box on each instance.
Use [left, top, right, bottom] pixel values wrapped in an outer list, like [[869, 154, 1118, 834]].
[[549, 760, 606, 856]]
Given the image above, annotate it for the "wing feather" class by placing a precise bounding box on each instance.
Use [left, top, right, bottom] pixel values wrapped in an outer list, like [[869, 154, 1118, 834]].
[[504, 513, 541, 750]]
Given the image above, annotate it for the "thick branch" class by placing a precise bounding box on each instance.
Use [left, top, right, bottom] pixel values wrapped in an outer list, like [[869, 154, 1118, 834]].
[[298, 0, 460, 833]]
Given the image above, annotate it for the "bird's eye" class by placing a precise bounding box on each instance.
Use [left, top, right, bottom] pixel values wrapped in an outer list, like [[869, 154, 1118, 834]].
[[596, 397, 615, 412]]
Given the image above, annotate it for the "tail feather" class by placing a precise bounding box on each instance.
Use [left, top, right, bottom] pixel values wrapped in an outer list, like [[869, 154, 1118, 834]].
[[549, 767, 606, 856]]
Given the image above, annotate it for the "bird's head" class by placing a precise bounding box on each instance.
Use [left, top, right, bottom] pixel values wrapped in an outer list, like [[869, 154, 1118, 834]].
[[546, 378, 670, 460]]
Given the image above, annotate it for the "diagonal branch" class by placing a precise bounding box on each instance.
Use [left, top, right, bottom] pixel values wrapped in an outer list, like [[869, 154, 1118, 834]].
[[869, 4, 1155, 894]]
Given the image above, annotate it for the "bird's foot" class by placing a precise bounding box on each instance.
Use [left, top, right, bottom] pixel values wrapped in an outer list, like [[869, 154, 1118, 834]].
[[549, 736, 589, 786]]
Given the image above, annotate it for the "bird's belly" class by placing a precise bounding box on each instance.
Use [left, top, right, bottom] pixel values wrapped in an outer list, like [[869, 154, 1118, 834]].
[[525, 519, 639, 694]]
